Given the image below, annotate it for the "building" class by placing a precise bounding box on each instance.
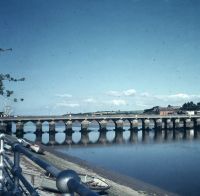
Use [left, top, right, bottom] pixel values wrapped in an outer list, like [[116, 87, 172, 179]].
[[144, 106, 180, 115]]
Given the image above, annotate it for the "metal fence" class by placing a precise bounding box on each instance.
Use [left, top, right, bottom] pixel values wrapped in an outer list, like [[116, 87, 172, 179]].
[[0, 134, 98, 196]]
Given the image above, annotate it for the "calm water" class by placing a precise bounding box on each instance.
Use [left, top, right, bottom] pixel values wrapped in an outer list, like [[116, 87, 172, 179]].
[[56, 140, 200, 196], [13, 123, 200, 196]]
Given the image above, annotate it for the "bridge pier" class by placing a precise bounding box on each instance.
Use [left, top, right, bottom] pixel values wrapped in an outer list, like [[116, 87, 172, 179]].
[[142, 119, 150, 130], [65, 121, 73, 131], [16, 121, 24, 133], [185, 119, 192, 129], [115, 120, 124, 130], [130, 119, 138, 130], [81, 120, 90, 131], [36, 121, 42, 132], [99, 120, 107, 130], [48, 131, 56, 145], [0, 121, 7, 133], [154, 119, 162, 130], [49, 121, 56, 132], [15, 121, 24, 138], [35, 130, 43, 143]]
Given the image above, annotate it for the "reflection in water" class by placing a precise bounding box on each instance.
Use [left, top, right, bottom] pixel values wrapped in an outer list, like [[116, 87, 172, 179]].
[[10, 125, 200, 196], [12, 126, 200, 147]]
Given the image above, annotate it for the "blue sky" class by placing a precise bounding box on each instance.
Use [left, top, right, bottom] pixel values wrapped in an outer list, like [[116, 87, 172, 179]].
[[0, 0, 200, 115]]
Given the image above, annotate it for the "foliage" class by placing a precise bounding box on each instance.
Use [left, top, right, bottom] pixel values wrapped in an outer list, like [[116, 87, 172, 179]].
[[0, 74, 25, 102], [181, 101, 200, 111]]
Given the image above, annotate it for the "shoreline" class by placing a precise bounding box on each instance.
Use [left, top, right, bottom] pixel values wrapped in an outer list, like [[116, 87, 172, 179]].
[[40, 144, 177, 196]]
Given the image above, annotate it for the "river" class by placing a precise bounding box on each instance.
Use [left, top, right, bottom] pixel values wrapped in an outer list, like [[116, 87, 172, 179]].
[[15, 123, 200, 196]]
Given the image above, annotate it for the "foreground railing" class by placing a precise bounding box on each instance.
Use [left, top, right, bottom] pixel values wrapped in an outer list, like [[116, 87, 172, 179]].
[[0, 134, 98, 195]]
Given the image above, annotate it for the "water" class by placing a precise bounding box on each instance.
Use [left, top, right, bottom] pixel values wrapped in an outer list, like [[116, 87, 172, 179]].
[[56, 140, 200, 196], [12, 123, 200, 196]]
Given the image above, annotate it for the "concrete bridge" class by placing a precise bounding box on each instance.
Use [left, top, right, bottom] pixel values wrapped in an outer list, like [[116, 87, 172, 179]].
[[1, 114, 200, 133]]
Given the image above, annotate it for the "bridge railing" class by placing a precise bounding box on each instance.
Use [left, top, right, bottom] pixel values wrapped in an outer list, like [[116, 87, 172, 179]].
[[0, 134, 98, 196]]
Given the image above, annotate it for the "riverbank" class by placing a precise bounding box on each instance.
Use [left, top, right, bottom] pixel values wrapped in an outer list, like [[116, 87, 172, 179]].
[[37, 145, 177, 196]]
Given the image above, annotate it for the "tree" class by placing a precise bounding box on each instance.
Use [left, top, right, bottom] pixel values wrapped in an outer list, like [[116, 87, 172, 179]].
[[0, 48, 25, 103], [0, 73, 25, 102]]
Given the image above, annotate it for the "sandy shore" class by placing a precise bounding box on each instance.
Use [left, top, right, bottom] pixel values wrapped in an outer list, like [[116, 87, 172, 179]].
[[36, 145, 177, 196]]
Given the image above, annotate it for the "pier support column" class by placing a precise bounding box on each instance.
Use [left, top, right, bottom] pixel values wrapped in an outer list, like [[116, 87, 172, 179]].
[[166, 119, 172, 129], [65, 120, 72, 131], [6, 122, 12, 134], [196, 119, 200, 128], [183, 119, 186, 130], [175, 119, 180, 129], [185, 119, 191, 129], [156, 119, 162, 130], [130, 119, 138, 130], [16, 121, 24, 132], [36, 121, 42, 132], [35, 131, 43, 143], [16, 121, 24, 138], [0, 121, 7, 133], [48, 131, 56, 145], [163, 119, 167, 130], [81, 120, 90, 131], [142, 119, 150, 130], [99, 120, 107, 130], [115, 119, 124, 130], [49, 121, 56, 132]]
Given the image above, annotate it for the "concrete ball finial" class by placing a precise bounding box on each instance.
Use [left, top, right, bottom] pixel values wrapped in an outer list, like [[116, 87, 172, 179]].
[[56, 169, 80, 193]]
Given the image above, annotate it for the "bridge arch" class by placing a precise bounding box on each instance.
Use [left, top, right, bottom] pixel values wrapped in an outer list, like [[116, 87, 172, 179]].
[[55, 120, 65, 132], [42, 121, 49, 132], [24, 121, 36, 133], [72, 120, 81, 131], [106, 119, 115, 130], [88, 120, 100, 131]]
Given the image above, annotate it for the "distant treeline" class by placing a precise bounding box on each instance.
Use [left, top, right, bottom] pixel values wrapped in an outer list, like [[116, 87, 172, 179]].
[[181, 101, 200, 111]]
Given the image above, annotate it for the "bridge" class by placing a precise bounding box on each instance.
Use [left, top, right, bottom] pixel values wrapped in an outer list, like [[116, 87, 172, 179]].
[[1, 114, 200, 133]]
